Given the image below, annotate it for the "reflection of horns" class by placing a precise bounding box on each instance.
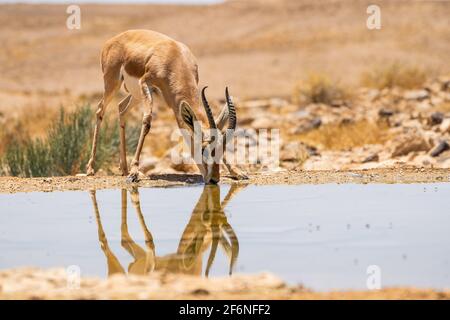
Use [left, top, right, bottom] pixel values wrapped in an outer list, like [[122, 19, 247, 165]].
[[205, 225, 220, 277], [222, 222, 239, 276]]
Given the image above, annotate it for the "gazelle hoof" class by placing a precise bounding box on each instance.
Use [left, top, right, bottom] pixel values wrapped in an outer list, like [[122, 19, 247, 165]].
[[126, 173, 139, 183]]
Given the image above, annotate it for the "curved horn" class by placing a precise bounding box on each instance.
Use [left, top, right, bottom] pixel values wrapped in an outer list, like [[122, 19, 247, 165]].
[[222, 87, 237, 146], [225, 87, 236, 130], [201, 86, 217, 129]]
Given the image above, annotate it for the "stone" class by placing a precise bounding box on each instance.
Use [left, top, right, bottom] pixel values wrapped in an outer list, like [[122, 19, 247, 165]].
[[429, 112, 444, 125], [241, 99, 271, 110], [280, 142, 313, 163], [139, 157, 159, 174], [439, 118, 450, 133], [291, 117, 322, 134], [362, 154, 379, 163], [378, 108, 395, 118], [430, 141, 450, 157], [251, 116, 280, 129], [390, 131, 432, 157], [404, 90, 429, 101]]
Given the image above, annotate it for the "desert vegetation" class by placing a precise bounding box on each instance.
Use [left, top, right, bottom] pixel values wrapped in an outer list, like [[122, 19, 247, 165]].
[[0, 106, 140, 177], [360, 63, 428, 90]]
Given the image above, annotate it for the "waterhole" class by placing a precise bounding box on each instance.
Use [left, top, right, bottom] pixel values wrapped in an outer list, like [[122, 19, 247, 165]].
[[0, 183, 449, 291]]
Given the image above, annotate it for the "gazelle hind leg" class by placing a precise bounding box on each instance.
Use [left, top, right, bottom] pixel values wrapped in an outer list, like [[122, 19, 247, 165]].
[[127, 76, 154, 183], [86, 71, 121, 175]]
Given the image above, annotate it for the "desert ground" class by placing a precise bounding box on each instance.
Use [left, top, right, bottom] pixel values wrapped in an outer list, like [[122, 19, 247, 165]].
[[1, 268, 449, 300], [0, 167, 449, 193], [1, 0, 450, 300]]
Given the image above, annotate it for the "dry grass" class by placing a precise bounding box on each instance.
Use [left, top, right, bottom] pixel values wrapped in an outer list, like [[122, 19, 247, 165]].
[[360, 63, 428, 90], [0, 104, 58, 155], [292, 73, 353, 106], [433, 102, 450, 114], [296, 120, 391, 151]]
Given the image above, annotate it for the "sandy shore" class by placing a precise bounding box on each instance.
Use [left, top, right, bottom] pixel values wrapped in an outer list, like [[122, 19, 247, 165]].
[[0, 168, 449, 194], [1, 268, 449, 300]]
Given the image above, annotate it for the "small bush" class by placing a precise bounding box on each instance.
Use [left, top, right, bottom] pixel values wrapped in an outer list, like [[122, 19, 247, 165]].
[[292, 73, 351, 106], [361, 63, 427, 89], [0, 105, 140, 177], [48, 107, 93, 175]]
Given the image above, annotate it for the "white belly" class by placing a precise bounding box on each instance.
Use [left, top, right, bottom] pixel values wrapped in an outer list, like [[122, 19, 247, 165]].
[[121, 67, 143, 100]]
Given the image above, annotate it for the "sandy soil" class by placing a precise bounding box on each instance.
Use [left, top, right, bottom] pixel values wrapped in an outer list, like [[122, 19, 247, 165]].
[[0, 168, 449, 194], [1, 0, 449, 113], [1, 268, 449, 300]]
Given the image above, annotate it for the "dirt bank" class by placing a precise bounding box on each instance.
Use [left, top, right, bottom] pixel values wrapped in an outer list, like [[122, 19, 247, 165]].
[[0, 268, 448, 300], [0, 168, 449, 194]]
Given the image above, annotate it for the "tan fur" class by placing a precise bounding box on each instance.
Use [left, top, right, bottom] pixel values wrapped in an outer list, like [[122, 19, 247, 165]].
[[86, 30, 247, 183]]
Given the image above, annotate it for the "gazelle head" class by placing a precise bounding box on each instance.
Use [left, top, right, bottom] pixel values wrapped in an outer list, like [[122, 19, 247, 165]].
[[180, 87, 237, 184]]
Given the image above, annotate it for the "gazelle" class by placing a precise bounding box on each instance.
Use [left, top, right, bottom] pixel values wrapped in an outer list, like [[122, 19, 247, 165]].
[[86, 29, 248, 184], [89, 184, 243, 277]]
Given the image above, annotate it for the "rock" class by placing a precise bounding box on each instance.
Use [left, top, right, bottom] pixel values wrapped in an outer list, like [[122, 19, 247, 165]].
[[366, 89, 381, 102], [429, 112, 444, 125], [280, 142, 313, 163], [440, 118, 450, 133], [291, 117, 322, 134], [409, 153, 435, 168], [330, 99, 345, 108], [251, 116, 280, 129], [438, 76, 450, 91], [404, 90, 429, 101], [390, 131, 432, 157], [242, 98, 289, 110], [139, 157, 159, 174], [241, 100, 271, 110], [378, 108, 395, 118], [268, 98, 289, 108], [430, 141, 450, 157], [362, 154, 379, 163]]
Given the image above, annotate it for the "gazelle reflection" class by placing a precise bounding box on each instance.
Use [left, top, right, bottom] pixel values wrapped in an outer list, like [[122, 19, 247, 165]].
[[89, 185, 244, 277]]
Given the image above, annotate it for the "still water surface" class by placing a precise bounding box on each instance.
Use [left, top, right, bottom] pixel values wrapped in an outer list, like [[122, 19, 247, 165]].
[[0, 183, 449, 291]]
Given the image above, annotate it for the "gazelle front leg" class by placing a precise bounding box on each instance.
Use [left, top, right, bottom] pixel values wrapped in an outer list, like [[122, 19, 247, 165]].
[[127, 77, 154, 183]]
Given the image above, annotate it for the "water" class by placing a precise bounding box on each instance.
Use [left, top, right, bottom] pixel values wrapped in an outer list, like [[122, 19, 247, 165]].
[[0, 183, 449, 291]]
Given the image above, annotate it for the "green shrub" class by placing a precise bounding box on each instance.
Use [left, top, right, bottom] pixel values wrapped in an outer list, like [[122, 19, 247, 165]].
[[0, 105, 140, 177], [47, 107, 93, 175]]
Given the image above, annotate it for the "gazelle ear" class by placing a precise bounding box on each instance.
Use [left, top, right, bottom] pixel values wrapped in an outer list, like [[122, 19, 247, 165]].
[[215, 104, 229, 131], [180, 101, 198, 132]]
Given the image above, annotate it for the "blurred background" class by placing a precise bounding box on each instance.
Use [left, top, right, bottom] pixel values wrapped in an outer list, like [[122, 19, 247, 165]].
[[0, 0, 449, 177]]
